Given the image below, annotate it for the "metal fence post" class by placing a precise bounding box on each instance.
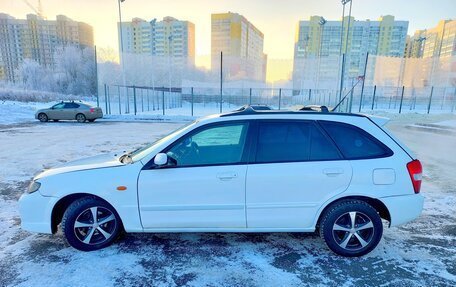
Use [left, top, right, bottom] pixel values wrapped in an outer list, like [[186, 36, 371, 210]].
[[427, 86, 434, 114], [441, 88, 446, 110], [133, 86, 137, 115], [118, 85, 121, 115], [371, 85, 377, 111], [141, 89, 144, 112], [349, 78, 354, 113], [452, 87, 456, 113], [162, 88, 165, 116], [126, 87, 129, 114], [220, 51, 223, 113], [191, 87, 194, 116], [96, 85, 100, 107], [358, 52, 369, 112], [278, 88, 282, 110], [107, 85, 111, 115], [147, 89, 150, 111], [249, 88, 252, 105], [308, 89, 312, 102], [398, 86, 405, 114], [104, 84, 108, 114]]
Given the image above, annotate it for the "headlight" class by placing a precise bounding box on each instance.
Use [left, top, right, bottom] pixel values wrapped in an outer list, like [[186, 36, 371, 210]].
[[27, 181, 41, 194]]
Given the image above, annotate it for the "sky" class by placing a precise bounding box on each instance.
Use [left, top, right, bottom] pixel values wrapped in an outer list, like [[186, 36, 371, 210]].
[[1, 0, 455, 81]]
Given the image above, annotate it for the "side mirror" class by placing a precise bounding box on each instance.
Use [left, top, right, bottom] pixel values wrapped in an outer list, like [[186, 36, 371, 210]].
[[154, 153, 168, 166]]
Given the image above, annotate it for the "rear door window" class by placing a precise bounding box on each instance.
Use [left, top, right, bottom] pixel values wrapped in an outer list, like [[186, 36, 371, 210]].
[[255, 121, 341, 163], [319, 121, 393, 159], [64, 103, 80, 109]]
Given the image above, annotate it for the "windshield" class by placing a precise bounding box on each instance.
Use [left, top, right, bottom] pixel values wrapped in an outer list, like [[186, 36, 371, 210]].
[[128, 120, 198, 162]]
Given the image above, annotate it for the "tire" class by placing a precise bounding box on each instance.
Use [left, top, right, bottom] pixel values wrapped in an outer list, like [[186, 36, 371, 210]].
[[61, 196, 121, 251], [319, 200, 383, 257], [88, 119, 95, 122], [38, 113, 48, 122], [76, 113, 86, 123]]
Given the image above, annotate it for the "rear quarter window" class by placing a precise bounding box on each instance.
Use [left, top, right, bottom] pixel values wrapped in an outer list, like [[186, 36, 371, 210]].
[[319, 121, 393, 160]]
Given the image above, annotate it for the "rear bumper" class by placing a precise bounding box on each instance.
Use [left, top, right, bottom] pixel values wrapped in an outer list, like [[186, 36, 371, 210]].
[[380, 193, 424, 227], [86, 112, 103, 120]]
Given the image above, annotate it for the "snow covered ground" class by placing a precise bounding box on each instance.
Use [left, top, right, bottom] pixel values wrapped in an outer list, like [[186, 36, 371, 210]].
[[0, 107, 455, 286]]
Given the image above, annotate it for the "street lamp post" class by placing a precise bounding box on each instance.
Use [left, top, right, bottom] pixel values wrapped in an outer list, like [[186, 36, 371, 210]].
[[338, 0, 352, 111], [168, 35, 173, 91], [317, 17, 326, 90], [118, 0, 125, 58], [117, 0, 127, 107]]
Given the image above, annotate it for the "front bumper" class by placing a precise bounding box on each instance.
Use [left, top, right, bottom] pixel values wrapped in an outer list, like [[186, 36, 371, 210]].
[[18, 191, 58, 234], [380, 193, 424, 227]]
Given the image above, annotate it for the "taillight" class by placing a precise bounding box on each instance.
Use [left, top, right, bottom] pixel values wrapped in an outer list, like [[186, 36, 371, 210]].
[[407, 159, 422, 193], [90, 108, 95, 113]]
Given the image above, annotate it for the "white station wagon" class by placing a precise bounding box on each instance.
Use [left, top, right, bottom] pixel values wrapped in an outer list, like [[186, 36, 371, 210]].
[[19, 106, 424, 256]]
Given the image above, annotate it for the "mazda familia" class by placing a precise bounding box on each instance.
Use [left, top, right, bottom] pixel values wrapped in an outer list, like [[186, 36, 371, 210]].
[[19, 106, 424, 257]]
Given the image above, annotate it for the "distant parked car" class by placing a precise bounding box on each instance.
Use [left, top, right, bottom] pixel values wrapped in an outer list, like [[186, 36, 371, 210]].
[[35, 101, 103, 123]]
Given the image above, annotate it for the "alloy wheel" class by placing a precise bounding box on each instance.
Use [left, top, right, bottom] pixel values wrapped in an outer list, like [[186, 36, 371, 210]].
[[73, 206, 117, 245], [76, 114, 86, 123], [38, 113, 48, 122], [332, 211, 374, 251]]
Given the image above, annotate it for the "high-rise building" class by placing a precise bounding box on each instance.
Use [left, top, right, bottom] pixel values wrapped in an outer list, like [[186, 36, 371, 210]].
[[406, 20, 455, 59], [211, 12, 267, 82], [118, 16, 195, 66], [404, 19, 455, 87], [293, 15, 408, 88], [0, 13, 94, 82]]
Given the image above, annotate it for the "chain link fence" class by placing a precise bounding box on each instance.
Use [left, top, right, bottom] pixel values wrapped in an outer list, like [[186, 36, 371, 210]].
[[99, 84, 455, 117]]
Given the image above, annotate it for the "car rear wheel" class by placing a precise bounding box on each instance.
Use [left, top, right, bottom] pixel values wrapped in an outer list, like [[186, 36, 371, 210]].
[[61, 196, 121, 251], [38, 113, 48, 122], [319, 200, 383, 257], [76, 113, 86, 123]]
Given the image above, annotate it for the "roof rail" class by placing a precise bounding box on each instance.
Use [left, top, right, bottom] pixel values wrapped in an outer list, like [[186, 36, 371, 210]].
[[219, 104, 364, 118], [233, 105, 273, 112], [294, 105, 330, 113]]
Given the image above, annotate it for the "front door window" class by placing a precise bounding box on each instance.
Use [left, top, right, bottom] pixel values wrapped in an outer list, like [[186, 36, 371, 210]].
[[165, 122, 249, 167]]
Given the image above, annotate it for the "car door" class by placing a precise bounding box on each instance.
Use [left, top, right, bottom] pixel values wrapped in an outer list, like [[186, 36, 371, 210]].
[[47, 103, 65, 119], [137, 121, 251, 229], [63, 103, 80, 120], [246, 120, 353, 229]]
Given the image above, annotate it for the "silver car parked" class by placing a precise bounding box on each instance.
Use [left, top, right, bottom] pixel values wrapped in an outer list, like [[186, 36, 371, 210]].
[[35, 102, 103, 123]]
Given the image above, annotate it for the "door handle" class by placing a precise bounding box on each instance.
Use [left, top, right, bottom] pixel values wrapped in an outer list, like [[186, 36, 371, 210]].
[[217, 172, 238, 181], [323, 168, 344, 176]]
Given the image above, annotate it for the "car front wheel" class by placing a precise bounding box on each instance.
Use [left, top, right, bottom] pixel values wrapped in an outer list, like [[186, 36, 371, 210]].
[[38, 113, 48, 122], [61, 196, 121, 251], [319, 200, 383, 257]]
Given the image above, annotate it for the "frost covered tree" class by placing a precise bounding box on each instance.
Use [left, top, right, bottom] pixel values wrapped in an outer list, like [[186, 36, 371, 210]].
[[53, 46, 96, 96], [15, 59, 49, 90], [12, 45, 97, 96]]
